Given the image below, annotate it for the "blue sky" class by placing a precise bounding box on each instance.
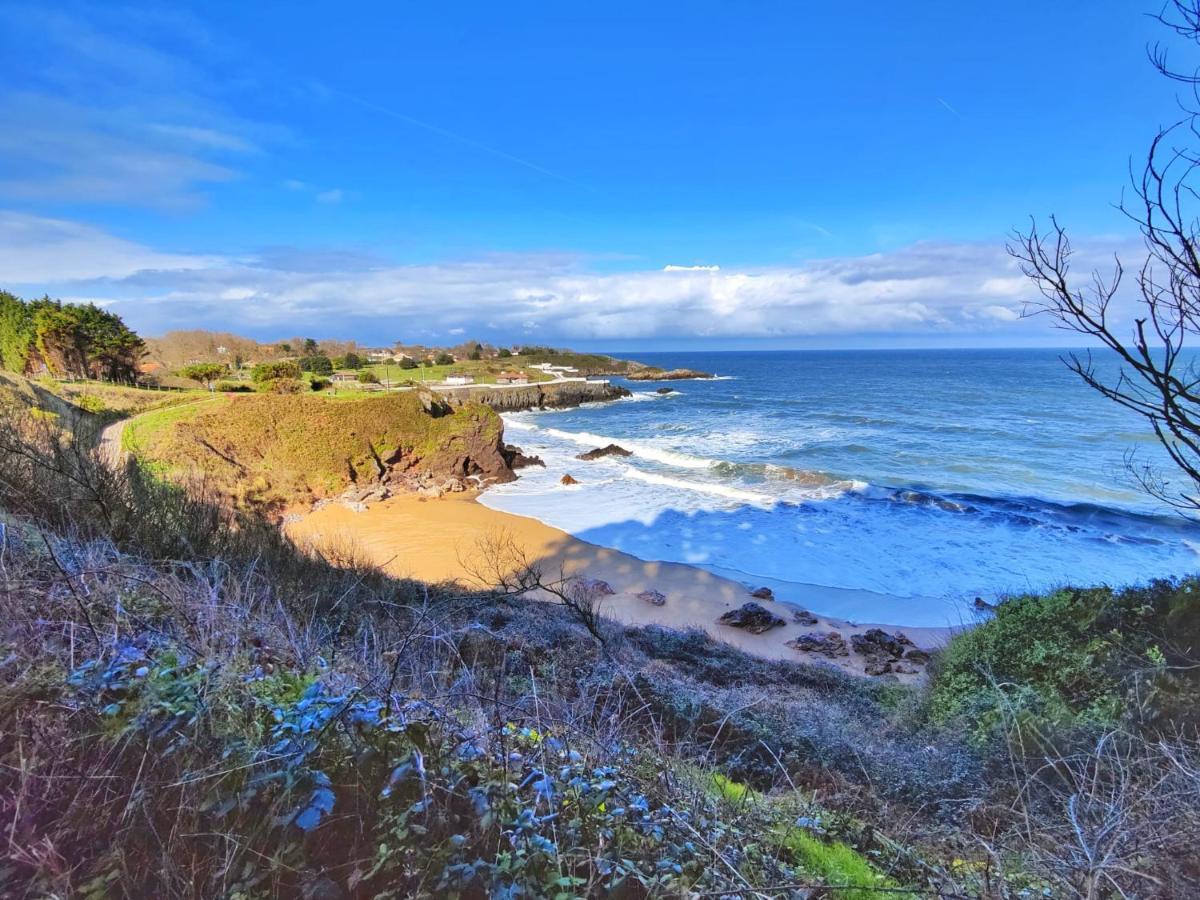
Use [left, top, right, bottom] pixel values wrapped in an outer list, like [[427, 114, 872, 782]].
[[0, 1, 1179, 348]]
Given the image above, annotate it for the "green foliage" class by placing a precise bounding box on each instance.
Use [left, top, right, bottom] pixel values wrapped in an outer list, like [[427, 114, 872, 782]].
[[299, 355, 333, 375], [433, 351, 454, 366], [251, 360, 302, 383], [497, 347, 512, 358], [0, 290, 35, 372], [357, 370, 379, 384], [929, 579, 1200, 741], [334, 352, 362, 369], [0, 291, 143, 380], [178, 363, 226, 388], [398, 356, 418, 369], [214, 380, 253, 393]]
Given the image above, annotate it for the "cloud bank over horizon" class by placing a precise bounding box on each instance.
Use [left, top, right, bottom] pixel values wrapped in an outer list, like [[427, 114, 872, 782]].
[[1, 210, 1138, 348]]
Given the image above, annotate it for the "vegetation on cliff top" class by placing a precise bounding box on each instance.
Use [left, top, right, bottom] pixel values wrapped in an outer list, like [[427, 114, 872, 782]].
[[124, 390, 510, 509]]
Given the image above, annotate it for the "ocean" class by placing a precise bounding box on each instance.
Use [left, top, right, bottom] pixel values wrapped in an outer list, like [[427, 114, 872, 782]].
[[477, 349, 1200, 626]]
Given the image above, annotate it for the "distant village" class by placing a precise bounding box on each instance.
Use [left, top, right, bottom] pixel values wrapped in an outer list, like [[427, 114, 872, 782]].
[[134, 331, 620, 393]]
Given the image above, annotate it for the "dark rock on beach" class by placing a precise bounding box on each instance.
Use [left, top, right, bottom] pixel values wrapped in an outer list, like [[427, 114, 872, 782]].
[[851, 628, 912, 659], [637, 589, 667, 606], [577, 444, 633, 461], [750, 586, 774, 600], [850, 628, 923, 676], [717, 602, 786, 633], [577, 578, 616, 596], [792, 608, 819, 626], [502, 444, 545, 470], [560, 473, 580, 485], [786, 631, 848, 657]]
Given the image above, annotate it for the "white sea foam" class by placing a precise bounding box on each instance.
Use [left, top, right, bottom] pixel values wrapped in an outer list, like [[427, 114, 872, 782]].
[[541, 427, 719, 470], [617, 464, 777, 506]]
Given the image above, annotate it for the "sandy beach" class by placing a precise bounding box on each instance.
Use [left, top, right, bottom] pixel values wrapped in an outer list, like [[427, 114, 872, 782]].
[[287, 492, 955, 677]]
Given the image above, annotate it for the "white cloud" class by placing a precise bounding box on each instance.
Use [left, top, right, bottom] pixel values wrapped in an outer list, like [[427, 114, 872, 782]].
[[316, 189, 345, 204], [0, 211, 219, 282], [2, 212, 1144, 343], [663, 264, 720, 272]]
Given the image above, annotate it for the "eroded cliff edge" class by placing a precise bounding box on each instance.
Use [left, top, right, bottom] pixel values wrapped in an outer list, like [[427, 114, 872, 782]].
[[433, 378, 631, 411]]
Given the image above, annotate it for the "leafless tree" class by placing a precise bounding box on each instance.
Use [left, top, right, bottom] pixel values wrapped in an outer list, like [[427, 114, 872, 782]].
[[463, 530, 610, 646], [1009, 1, 1200, 514]]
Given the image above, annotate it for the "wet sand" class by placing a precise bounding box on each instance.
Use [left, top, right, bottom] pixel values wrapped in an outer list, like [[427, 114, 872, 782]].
[[286, 492, 956, 677]]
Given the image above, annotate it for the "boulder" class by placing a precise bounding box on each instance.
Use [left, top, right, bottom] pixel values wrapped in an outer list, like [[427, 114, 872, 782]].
[[750, 586, 774, 600], [654, 387, 674, 395], [560, 474, 580, 486], [792, 608, 819, 626], [577, 578, 616, 596], [786, 631, 848, 657], [576, 444, 633, 461], [637, 589, 667, 606], [903, 647, 931, 664], [850, 628, 910, 659], [717, 602, 786, 634], [418, 485, 443, 499], [440, 478, 466, 493], [503, 443, 545, 470]]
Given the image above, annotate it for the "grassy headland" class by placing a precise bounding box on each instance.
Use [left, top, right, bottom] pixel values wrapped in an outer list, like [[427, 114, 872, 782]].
[[123, 390, 511, 510]]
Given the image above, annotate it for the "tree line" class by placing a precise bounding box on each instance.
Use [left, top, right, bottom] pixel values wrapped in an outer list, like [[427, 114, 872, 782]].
[[0, 290, 144, 382]]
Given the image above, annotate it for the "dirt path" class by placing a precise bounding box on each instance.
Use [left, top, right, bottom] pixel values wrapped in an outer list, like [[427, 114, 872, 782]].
[[97, 396, 220, 468]]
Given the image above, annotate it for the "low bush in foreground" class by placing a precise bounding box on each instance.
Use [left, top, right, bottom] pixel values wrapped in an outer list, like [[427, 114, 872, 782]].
[[929, 580, 1200, 742]]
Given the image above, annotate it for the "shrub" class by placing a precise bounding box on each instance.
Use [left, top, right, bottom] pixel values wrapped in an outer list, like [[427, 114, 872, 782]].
[[251, 360, 301, 383], [399, 356, 418, 369], [357, 370, 379, 384], [928, 580, 1200, 742], [266, 377, 306, 394], [214, 380, 252, 393], [309, 376, 331, 391], [433, 351, 454, 365]]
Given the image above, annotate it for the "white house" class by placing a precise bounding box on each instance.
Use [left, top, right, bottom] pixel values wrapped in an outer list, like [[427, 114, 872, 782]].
[[444, 373, 475, 385]]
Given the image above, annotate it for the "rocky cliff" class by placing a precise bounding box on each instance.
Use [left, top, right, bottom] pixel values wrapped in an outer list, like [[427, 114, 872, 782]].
[[434, 379, 631, 412]]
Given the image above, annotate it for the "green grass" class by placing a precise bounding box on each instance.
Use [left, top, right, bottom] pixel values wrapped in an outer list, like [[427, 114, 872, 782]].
[[360, 360, 554, 385], [46, 380, 208, 418], [777, 829, 895, 899], [122, 397, 226, 458]]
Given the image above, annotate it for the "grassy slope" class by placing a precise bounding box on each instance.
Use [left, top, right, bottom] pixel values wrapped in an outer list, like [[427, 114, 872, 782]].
[[127, 391, 504, 507], [41, 379, 208, 420]]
